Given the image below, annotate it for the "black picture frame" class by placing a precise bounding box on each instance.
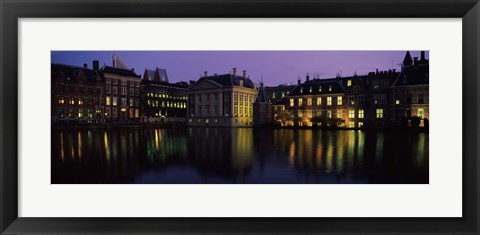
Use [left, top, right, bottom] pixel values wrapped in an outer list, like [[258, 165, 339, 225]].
[[1, 0, 479, 234]]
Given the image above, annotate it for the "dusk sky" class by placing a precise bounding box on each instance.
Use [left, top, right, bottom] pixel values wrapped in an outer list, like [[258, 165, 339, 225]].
[[51, 51, 428, 86]]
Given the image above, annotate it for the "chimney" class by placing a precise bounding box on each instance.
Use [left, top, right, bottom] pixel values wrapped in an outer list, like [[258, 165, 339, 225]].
[[131, 68, 135, 72], [376, 68, 379, 75], [393, 69, 396, 72], [93, 60, 99, 71], [306, 73, 310, 81], [204, 71, 208, 77], [83, 63, 88, 68], [297, 76, 301, 85], [414, 57, 418, 64], [421, 51, 426, 61], [232, 68, 237, 77], [243, 70, 247, 78]]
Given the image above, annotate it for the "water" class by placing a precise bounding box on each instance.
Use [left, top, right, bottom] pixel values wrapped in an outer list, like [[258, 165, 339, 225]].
[[51, 127, 428, 184]]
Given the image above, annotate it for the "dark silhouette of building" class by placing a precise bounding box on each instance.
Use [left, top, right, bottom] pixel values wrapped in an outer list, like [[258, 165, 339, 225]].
[[51, 62, 104, 124], [253, 81, 272, 126]]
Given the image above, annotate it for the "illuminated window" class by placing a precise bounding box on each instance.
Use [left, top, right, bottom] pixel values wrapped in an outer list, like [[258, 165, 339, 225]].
[[300, 87, 303, 93], [358, 122, 364, 128], [129, 98, 134, 107], [329, 85, 332, 91], [316, 97, 322, 106], [347, 80, 352, 87], [418, 108, 424, 119], [376, 109, 384, 118], [358, 109, 364, 119], [396, 100, 400, 104], [327, 110, 332, 118], [348, 122, 354, 128], [298, 98, 303, 106], [281, 92, 285, 98], [319, 86, 322, 92], [58, 98, 65, 105], [348, 109, 355, 118], [106, 96, 111, 106], [327, 97, 332, 106], [337, 96, 342, 105], [112, 97, 118, 106], [69, 98, 75, 105], [78, 98, 83, 106], [78, 109, 83, 118], [307, 98, 312, 106], [349, 96, 355, 105], [272, 93, 276, 99], [337, 110, 343, 118], [309, 86, 312, 93], [298, 110, 303, 117], [290, 99, 294, 107]]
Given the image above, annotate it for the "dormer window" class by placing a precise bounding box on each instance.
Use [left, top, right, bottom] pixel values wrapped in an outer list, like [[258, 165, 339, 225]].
[[239, 80, 244, 87], [328, 85, 332, 92], [300, 87, 303, 93], [309, 86, 312, 93], [319, 86, 322, 92]]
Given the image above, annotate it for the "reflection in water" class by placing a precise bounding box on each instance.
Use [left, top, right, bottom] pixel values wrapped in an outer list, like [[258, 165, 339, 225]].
[[52, 128, 428, 184]]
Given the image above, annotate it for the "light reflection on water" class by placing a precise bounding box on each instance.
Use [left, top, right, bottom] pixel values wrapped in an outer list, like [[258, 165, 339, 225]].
[[52, 128, 428, 184]]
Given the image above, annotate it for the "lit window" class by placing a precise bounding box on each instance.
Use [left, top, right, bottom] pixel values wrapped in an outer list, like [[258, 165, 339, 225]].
[[337, 96, 342, 105], [300, 87, 303, 93], [309, 86, 312, 93], [58, 98, 65, 105], [358, 109, 364, 119], [298, 98, 303, 106], [78, 98, 83, 106], [376, 109, 384, 118], [112, 97, 118, 106], [106, 96, 111, 106], [78, 109, 83, 118], [327, 110, 332, 119], [396, 100, 400, 104], [129, 98, 134, 107], [316, 97, 322, 106], [418, 108, 424, 119], [348, 122, 354, 128], [319, 86, 322, 92], [298, 110, 303, 117], [347, 80, 352, 87], [329, 85, 332, 91], [69, 98, 75, 105], [348, 109, 355, 118], [272, 93, 276, 99], [307, 98, 312, 106], [349, 96, 355, 105], [337, 110, 342, 118], [290, 99, 294, 107], [327, 97, 332, 106]]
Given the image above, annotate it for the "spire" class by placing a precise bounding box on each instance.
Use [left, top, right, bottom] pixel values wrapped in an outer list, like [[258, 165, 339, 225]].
[[256, 79, 269, 103], [402, 51, 413, 67]]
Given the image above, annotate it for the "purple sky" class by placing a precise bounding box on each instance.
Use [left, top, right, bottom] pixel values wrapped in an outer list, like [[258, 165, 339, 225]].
[[51, 51, 428, 86]]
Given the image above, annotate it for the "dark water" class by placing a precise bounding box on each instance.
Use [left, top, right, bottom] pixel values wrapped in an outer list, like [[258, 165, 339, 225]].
[[51, 127, 428, 184]]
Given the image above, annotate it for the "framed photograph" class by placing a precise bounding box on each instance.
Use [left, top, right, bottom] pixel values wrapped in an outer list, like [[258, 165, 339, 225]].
[[1, 0, 479, 234]]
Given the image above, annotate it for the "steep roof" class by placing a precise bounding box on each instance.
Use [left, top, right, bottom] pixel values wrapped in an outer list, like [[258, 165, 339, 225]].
[[392, 63, 429, 86], [51, 63, 102, 82], [143, 69, 156, 80], [403, 51, 413, 66], [155, 68, 169, 83], [191, 73, 255, 89], [289, 78, 345, 96], [256, 83, 269, 102], [100, 66, 140, 78]]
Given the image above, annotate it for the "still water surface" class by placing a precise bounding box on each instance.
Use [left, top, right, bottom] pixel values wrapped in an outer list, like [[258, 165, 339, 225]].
[[52, 127, 428, 184]]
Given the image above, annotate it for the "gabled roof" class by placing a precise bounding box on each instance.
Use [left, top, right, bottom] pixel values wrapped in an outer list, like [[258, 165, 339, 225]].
[[191, 73, 255, 89], [100, 66, 140, 78], [392, 63, 429, 86], [289, 78, 345, 96], [155, 68, 169, 83], [256, 83, 269, 103], [51, 63, 102, 82], [403, 51, 413, 66], [143, 69, 156, 80]]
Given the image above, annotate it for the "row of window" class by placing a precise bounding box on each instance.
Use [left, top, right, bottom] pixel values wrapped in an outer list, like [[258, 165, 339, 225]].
[[57, 108, 96, 118], [146, 92, 187, 100], [290, 96, 363, 107], [105, 107, 140, 119], [147, 100, 186, 109], [106, 78, 140, 87], [106, 86, 139, 96], [296, 109, 367, 119], [105, 96, 139, 107], [58, 97, 99, 106]]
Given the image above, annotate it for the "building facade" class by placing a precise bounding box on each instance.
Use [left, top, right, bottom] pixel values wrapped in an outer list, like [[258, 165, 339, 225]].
[[101, 66, 142, 123], [51, 61, 104, 124], [390, 51, 429, 127], [187, 68, 258, 127], [141, 67, 188, 123], [253, 82, 273, 126]]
